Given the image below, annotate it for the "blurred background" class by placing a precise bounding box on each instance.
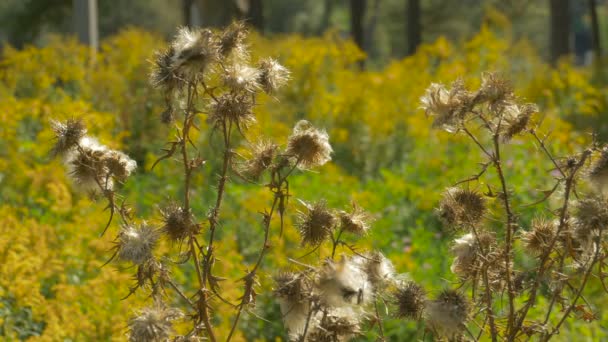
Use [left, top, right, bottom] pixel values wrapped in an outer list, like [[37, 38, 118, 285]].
[[1, 0, 607, 66], [1, 1, 608, 341]]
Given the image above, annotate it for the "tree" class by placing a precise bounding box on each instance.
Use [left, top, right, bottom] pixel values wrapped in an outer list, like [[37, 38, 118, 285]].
[[246, 0, 264, 32], [73, 0, 98, 50], [588, 0, 601, 61], [549, 0, 571, 64], [407, 0, 421, 55], [350, 0, 366, 68], [196, 0, 237, 28]]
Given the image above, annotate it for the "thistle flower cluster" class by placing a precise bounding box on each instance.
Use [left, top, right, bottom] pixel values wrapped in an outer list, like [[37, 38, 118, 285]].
[[422, 73, 608, 340], [420, 72, 537, 139], [51, 119, 136, 194], [150, 21, 289, 127]]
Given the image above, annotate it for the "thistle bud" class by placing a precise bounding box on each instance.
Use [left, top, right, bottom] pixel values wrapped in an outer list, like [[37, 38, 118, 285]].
[[394, 281, 426, 320], [573, 196, 608, 244], [50, 118, 87, 156], [117, 223, 159, 265], [297, 200, 336, 247], [128, 304, 182, 342], [286, 120, 333, 169], [258, 58, 290, 94]]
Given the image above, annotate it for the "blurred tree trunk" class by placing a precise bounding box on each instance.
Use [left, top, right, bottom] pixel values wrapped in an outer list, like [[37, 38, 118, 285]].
[[73, 0, 98, 51], [196, 0, 236, 27], [407, 0, 421, 55], [317, 0, 335, 35], [245, 0, 264, 32], [364, 0, 380, 59], [549, 0, 571, 64], [589, 0, 601, 60], [350, 0, 366, 69]]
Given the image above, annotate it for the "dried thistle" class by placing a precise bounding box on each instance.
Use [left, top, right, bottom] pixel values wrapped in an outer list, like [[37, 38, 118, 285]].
[[161, 203, 198, 241], [51, 118, 87, 156], [478, 72, 513, 108], [117, 223, 159, 265], [241, 140, 278, 180], [588, 148, 608, 194], [160, 107, 175, 124], [275, 271, 312, 304], [64, 137, 112, 193], [171, 27, 219, 79], [317, 257, 370, 307], [521, 217, 556, 256], [128, 304, 182, 342], [258, 58, 290, 94], [437, 187, 486, 228], [450, 233, 478, 278], [218, 21, 248, 58], [394, 281, 426, 320], [103, 150, 137, 182], [338, 202, 372, 236], [208, 94, 255, 130], [420, 80, 472, 132], [222, 64, 260, 92], [425, 289, 470, 338], [150, 47, 178, 93], [297, 200, 336, 247], [500, 103, 537, 141], [307, 314, 360, 342], [356, 252, 394, 290], [574, 196, 608, 242], [286, 120, 333, 169]]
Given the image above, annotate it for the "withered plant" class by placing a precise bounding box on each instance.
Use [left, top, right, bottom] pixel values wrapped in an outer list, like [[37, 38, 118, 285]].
[[51, 23, 608, 342]]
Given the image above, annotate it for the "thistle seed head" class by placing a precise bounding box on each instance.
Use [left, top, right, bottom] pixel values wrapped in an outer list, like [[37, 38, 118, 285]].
[[64, 137, 112, 193], [317, 257, 371, 308], [420, 80, 472, 132], [219, 21, 248, 58], [171, 27, 219, 79], [297, 200, 336, 247], [588, 148, 608, 194], [286, 120, 332, 169], [103, 150, 137, 182], [574, 196, 608, 242], [307, 314, 360, 342], [258, 58, 290, 94], [128, 304, 182, 342], [450, 233, 478, 278], [437, 187, 486, 229], [223, 64, 260, 92], [160, 107, 175, 124], [521, 217, 556, 256], [425, 289, 470, 338], [161, 203, 198, 241], [117, 223, 159, 265], [500, 103, 537, 141], [150, 47, 178, 93], [241, 140, 278, 180], [479, 72, 513, 107], [274, 271, 312, 304], [208, 94, 255, 130], [354, 252, 394, 290], [338, 202, 372, 236], [51, 118, 87, 156], [394, 281, 426, 320]]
